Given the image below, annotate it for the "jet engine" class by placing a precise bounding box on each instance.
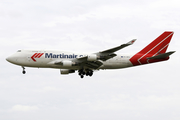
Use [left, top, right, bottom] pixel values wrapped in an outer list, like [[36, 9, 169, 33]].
[[60, 69, 75, 74], [87, 54, 98, 61], [61, 61, 73, 67]]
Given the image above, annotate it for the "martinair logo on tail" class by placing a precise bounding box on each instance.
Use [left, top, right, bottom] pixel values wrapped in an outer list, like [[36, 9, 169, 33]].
[[31, 53, 44, 62]]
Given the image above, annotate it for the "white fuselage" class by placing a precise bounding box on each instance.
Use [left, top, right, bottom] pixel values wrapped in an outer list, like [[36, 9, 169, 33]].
[[6, 50, 133, 70]]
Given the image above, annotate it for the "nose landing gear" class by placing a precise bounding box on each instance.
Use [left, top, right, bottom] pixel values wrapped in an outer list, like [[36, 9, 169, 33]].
[[22, 66, 26, 74]]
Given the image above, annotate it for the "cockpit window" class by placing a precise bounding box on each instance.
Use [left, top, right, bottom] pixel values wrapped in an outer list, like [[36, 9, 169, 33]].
[[17, 50, 21, 52]]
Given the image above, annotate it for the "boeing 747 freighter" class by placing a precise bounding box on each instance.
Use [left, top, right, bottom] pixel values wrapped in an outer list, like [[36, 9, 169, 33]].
[[6, 31, 175, 78]]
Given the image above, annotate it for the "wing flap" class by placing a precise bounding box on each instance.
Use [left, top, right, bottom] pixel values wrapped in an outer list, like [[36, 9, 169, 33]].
[[73, 56, 103, 69], [84, 61, 103, 69]]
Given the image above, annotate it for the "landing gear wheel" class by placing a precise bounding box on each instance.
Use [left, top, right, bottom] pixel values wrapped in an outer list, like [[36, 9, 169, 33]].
[[78, 69, 94, 78], [80, 75, 84, 78], [22, 71, 26, 74], [89, 71, 93, 77]]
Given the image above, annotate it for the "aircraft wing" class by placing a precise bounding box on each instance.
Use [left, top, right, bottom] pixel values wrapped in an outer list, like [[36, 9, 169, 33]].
[[99, 39, 136, 54], [73, 39, 136, 68], [96, 39, 136, 61], [54, 39, 136, 69]]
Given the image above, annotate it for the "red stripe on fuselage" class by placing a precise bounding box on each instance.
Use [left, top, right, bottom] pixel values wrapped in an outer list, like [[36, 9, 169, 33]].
[[31, 53, 38, 62], [34, 53, 41, 58], [38, 53, 44, 58]]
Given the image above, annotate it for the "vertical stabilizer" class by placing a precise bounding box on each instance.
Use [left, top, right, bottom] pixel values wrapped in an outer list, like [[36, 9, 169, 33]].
[[130, 31, 174, 65], [138, 31, 173, 55]]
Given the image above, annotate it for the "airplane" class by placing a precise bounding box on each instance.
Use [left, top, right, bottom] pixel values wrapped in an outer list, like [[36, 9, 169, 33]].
[[6, 31, 175, 78]]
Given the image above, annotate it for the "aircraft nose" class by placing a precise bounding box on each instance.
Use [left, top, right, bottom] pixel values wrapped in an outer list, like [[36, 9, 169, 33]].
[[6, 56, 13, 62], [6, 55, 18, 64]]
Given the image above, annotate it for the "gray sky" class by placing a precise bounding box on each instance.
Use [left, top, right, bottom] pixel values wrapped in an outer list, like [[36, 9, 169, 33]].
[[1, 0, 180, 120]]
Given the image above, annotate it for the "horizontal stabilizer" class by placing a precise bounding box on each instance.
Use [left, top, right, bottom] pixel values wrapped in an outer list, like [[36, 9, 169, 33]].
[[147, 51, 175, 60]]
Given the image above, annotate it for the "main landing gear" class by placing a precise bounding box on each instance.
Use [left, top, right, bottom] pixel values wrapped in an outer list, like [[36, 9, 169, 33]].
[[78, 69, 93, 78], [22, 66, 26, 74]]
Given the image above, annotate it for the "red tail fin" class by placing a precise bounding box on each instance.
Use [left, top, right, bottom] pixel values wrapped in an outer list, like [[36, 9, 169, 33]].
[[130, 31, 174, 65], [138, 31, 173, 55]]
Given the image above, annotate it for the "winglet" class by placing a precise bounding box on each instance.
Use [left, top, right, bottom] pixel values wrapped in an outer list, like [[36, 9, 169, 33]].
[[127, 39, 137, 45]]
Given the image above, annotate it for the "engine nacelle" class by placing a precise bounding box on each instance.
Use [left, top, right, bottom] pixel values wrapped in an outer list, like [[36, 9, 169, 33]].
[[62, 61, 73, 67], [60, 69, 75, 74], [87, 54, 98, 61]]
